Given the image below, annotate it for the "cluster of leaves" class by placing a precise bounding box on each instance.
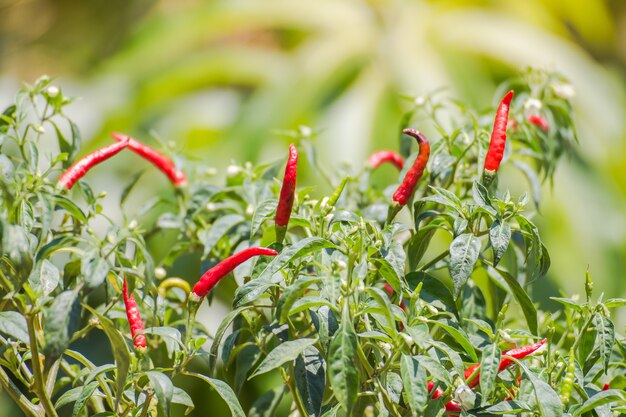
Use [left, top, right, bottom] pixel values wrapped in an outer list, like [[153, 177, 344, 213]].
[[0, 72, 624, 417]]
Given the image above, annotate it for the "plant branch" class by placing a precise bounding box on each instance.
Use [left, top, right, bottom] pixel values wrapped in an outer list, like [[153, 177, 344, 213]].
[[0, 365, 43, 417], [26, 314, 59, 417]]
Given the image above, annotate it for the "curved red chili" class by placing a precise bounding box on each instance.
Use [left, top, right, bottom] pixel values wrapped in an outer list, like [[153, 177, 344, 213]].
[[122, 278, 147, 351], [483, 90, 514, 182], [57, 137, 129, 189], [275, 144, 298, 242], [392, 128, 430, 206], [367, 150, 405, 170], [190, 247, 279, 302], [527, 114, 549, 132], [111, 132, 187, 187], [465, 338, 547, 388], [603, 383, 610, 391]]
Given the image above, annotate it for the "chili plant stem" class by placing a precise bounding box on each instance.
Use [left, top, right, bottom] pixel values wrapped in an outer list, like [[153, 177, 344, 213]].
[[419, 249, 450, 271], [27, 314, 59, 417], [0, 365, 43, 417]]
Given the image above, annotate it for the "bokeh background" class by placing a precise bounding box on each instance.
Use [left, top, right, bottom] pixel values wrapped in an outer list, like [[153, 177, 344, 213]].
[[1, 0, 626, 416]]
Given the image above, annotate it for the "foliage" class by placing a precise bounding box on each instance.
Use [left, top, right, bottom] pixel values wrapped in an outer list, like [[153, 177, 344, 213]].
[[0, 73, 624, 417]]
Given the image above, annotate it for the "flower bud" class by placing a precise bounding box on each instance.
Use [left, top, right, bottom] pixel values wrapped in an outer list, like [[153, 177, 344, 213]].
[[155, 267, 167, 279]]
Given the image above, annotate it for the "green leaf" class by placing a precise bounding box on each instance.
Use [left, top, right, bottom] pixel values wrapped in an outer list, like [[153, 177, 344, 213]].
[[208, 306, 252, 376], [71, 381, 99, 417], [449, 233, 481, 296], [43, 289, 81, 362], [84, 306, 130, 410], [147, 371, 174, 417], [251, 199, 278, 236], [472, 181, 497, 216], [479, 343, 501, 405], [425, 318, 478, 362], [277, 275, 318, 324], [295, 347, 326, 417], [400, 355, 428, 416], [50, 194, 87, 222], [489, 265, 538, 335], [248, 387, 285, 417], [234, 237, 334, 306], [234, 344, 261, 392], [517, 361, 562, 417], [186, 372, 245, 417], [250, 338, 318, 379], [172, 387, 194, 415], [573, 389, 626, 416], [81, 252, 110, 290], [0, 311, 29, 343], [371, 257, 402, 295], [198, 214, 246, 258], [489, 220, 511, 266], [593, 314, 614, 374], [328, 308, 359, 413]]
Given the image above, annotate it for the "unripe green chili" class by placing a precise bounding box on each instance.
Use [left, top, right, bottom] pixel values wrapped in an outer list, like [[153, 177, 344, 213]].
[[122, 278, 146, 351], [465, 338, 547, 388], [483, 90, 514, 185], [275, 144, 298, 243], [58, 137, 129, 189], [560, 348, 576, 405]]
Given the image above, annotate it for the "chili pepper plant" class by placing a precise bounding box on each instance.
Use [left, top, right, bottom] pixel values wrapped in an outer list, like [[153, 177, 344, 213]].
[[0, 73, 625, 417]]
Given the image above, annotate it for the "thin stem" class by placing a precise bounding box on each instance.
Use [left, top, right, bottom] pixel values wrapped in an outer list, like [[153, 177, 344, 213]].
[[418, 249, 449, 271], [139, 391, 153, 417], [26, 314, 59, 417], [0, 365, 42, 417]]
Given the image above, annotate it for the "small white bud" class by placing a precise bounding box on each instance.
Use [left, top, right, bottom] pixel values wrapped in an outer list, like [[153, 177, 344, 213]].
[[98, 191, 107, 199], [226, 165, 241, 177], [400, 332, 414, 347], [414, 96, 425, 106], [500, 331, 515, 344], [155, 267, 167, 279], [320, 196, 330, 211], [357, 280, 365, 292], [379, 342, 392, 356], [245, 204, 254, 217], [244, 161, 253, 170], [107, 233, 116, 244], [46, 86, 59, 98], [524, 98, 542, 113], [128, 220, 138, 229], [206, 202, 217, 211], [34, 125, 46, 135], [335, 259, 347, 270], [552, 83, 575, 99], [426, 304, 439, 315], [298, 125, 312, 137]]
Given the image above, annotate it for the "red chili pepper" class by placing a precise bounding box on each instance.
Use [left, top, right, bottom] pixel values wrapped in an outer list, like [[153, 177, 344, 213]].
[[527, 114, 549, 132], [483, 90, 514, 184], [391, 128, 430, 206], [382, 283, 406, 330], [602, 383, 610, 391], [111, 132, 187, 187], [367, 150, 405, 170], [505, 375, 523, 401], [57, 137, 129, 189], [465, 338, 547, 388], [122, 278, 147, 351], [427, 381, 462, 413], [190, 247, 279, 302], [275, 144, 298, 243]]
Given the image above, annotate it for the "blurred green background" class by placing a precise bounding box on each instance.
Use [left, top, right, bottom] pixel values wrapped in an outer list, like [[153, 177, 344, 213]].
[[1, 0, 625, 415]]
